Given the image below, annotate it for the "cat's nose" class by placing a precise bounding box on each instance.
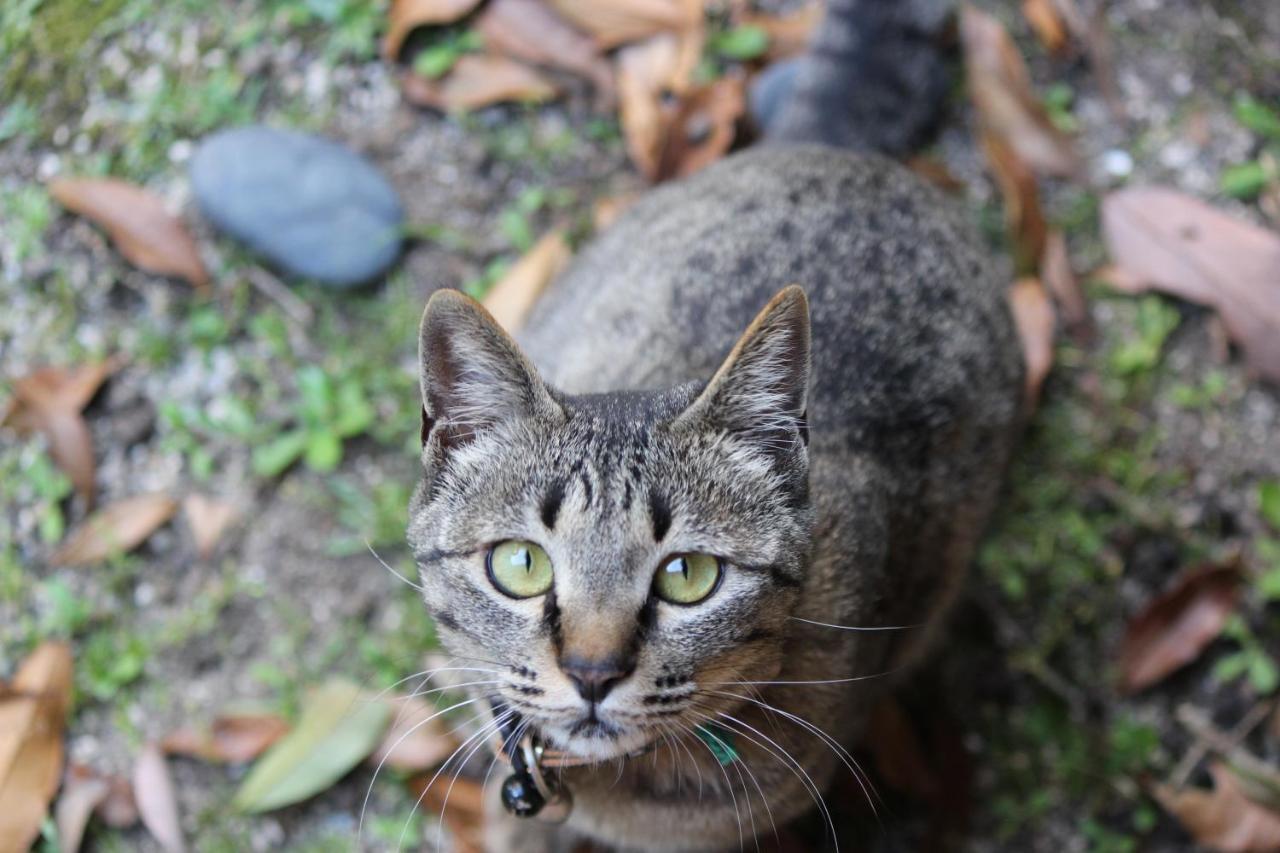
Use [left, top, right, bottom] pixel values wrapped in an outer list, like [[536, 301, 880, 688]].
[[561, 658, 630, 704]]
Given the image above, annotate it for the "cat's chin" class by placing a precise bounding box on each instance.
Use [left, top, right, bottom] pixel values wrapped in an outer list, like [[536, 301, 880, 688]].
[[541, 720, 654, 763]]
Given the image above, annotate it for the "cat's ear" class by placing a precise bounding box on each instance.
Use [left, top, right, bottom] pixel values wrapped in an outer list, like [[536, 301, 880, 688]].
[[418, 289, 561, 453], [675, 286, 811, 452]]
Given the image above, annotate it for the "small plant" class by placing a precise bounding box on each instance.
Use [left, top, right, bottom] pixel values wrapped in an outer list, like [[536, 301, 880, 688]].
[[1213, 615, 1279, 695], [412, 28, 482, 79], [252, 366, 375, 477], [1220, 93, 1280, 200], [1109, 295, 1180, 375], [80, 628, 149, 701]]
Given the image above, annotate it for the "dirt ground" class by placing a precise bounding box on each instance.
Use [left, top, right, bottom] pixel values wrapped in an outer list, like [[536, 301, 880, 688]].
[[2, 0, 1279, 850]]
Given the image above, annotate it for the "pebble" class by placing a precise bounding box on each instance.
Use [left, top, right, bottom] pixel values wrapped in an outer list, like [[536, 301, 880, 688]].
[[190, 126, 404, 287]]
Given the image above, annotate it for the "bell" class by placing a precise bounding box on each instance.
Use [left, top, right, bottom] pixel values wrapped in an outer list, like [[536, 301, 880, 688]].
[[499, 735, 574, 823], [500, 770, 546, 818]]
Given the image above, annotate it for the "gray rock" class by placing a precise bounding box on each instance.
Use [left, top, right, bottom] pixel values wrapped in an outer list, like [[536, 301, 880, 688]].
[[191, 126, 404, 288]]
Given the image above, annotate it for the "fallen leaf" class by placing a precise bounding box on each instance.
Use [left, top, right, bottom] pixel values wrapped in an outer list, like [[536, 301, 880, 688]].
[[181, 494, 239, 559], [95, 776, 138, 829], [3, 360, 121, 505], [401, 55, 558, 111], [134, 743, 184, 853], [981, 130, 1048, 272], [0, 641, 73, 853], [52, 494, 178, 566], [55, 765, 111, 853], [1009, 277, 1056, 407], [1022, 0, 1068, 55], [232, 679, 391, 813], [592, 192, 639, 231], [1101, 187, 1280, 384], [1041, 230, 1091, 340], [655, 74, 745, 181], [1154, 762, 1280, 852], [615, 31, 706, 178], [49, 179, 208, 289], [409, 773, 485, 853], [371, 695, 461, 772], [475, 0, 614, 98], [162, 714, 289, 765], [383, 0, 483, 60], [1118, 562, 1241, 694], [906, 156, 966, 193], [548, 0, 695, 48], [960, 4, 1081, 178], [483, 229, 572, 333], [739, 3, 821, 61], [866, 698, 937, 798]]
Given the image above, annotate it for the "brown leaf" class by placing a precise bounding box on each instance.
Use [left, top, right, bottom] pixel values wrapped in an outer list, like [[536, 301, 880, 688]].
[[1041, 229, 1091, 340], [616, 34, 682, 178], [409, 773, 485, 853], [95, 775, 138, 828], [1009, 277, 1056, 407], [181, 494, 239, 560], [960, 4, 1081, 178], [1154, 762, 1280, 852], [49, 179, 208, 288], [1022, 0, 1068, 55], [592, 192, 639, 231], [1101, 187, 1280, 384], [55, 765, 111, 853], [52, 494, 178, 566], [739, 3, 822, 61], [0, 641, 73, 853], [401, 55, 558, 111], [134, 743, 185, 853], [162, 714, 289, 765], [866, 698, 937, 798], [548, 0, 697, 48], [655, 75, 745, 181], [383, 0, 483, 60], [370, 695, 460, 772], [483, 230, 572, 334], [475, 0, 615, 99], [906, 156, 966, 193], [1118, 562, 1241, 694], [981, 130, 1048, 272], [4, 360, 122, 505]]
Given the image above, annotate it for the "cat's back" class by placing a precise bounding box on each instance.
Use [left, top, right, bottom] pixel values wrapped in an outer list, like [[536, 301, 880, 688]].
[[519, 144, 1022, 454]]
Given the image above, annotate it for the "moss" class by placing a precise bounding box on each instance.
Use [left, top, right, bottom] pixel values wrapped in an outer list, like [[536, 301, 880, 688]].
[[1, 0, 130, 108]]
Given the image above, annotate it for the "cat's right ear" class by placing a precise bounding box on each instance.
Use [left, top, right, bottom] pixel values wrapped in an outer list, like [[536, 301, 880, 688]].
[[418, 289, 561, 454]]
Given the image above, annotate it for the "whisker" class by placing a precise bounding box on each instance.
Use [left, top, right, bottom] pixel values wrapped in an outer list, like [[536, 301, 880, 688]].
[[435, 711, 515, 853], [683, 712, 746, 851], [708, 663, 905, 687], [789, 616, 918, 632], [366, 539, 425, 592]]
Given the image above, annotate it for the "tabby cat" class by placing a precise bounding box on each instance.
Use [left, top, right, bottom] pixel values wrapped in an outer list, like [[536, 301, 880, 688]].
[[406, 0, 1024, 849]]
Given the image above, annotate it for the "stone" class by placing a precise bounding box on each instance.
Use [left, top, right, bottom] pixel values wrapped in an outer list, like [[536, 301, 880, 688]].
[[191, 126, 404, 288]]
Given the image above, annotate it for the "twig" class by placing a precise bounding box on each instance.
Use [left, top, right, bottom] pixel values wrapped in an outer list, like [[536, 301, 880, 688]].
[[1170, 701, 1278, 790], [246, 265, 314, 327]]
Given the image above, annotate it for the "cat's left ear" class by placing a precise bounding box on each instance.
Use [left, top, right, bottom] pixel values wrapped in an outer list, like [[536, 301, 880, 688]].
[[674, 285, 811, 453], [418, 289, 562, 453]]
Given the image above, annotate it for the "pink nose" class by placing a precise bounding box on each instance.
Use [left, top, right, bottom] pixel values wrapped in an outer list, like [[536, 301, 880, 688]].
[[560, 658, 630, 703]]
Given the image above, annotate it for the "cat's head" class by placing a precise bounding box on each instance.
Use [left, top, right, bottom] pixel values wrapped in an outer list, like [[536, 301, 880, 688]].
[[407, 287, 813, 760]]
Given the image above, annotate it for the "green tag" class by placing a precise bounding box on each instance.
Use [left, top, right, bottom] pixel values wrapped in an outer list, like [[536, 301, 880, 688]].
[[696, 723, 738, 766]]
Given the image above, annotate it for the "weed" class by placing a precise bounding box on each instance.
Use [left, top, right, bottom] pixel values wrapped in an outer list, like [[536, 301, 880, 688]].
[[1214, 615, 1279, 694]]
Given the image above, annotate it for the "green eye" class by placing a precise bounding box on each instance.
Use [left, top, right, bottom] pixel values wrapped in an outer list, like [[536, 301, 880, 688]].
[[653, 554, 723, 605], [487, 540, 554, 598]]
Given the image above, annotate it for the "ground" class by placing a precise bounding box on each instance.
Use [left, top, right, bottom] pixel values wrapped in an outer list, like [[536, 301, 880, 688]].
[[1, 0, 1278, 851]]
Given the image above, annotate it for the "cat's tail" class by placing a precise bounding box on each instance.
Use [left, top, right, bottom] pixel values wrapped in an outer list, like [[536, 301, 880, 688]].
[[758, 0, 954, 155]]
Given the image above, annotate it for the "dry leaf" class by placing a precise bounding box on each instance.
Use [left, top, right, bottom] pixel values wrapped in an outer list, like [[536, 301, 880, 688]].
[[162, 714, 289, 765], [1118, 562, 1241, 694], [182, 494, 239, 559], [401, 55, 557, 111], [548, 0, 696, 48], [52, 494, 178, 566], [1154, 762, 1280, 852], [1101, 187, 1280, 384], [409, 773, 485, 853], [592, 192, 639, 231], [134, 743, 185, 853], [49, 179, 208, 289], [383, 0, 483, 60], [4, 360, 121, 505], [616, 34, 681, 177], [370, 695, 460, 772], [0, 641, 73, 853], [55, 765, 111, 853], [739, 3, 821, 61], [655, 74, 745, 181], [960, 4, 1081, 179], [982, 130, 1048, 273], [906, 156, 966, 193], [483, 230, 572, 333], [1022, 0, 1068, 55], [475, 0, 614, 98], [1009, 277, 1056, 407], [1041, 230, 1091, 340], [95, 775, 138, 828]]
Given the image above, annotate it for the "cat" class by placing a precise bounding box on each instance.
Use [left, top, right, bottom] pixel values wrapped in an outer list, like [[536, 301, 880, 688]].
[[405, 0, 1024, 850]]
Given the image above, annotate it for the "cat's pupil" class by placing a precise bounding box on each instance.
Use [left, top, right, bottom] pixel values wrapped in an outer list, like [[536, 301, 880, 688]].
[[515, 548, 532, 572], [669, 557, 688, 579]]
